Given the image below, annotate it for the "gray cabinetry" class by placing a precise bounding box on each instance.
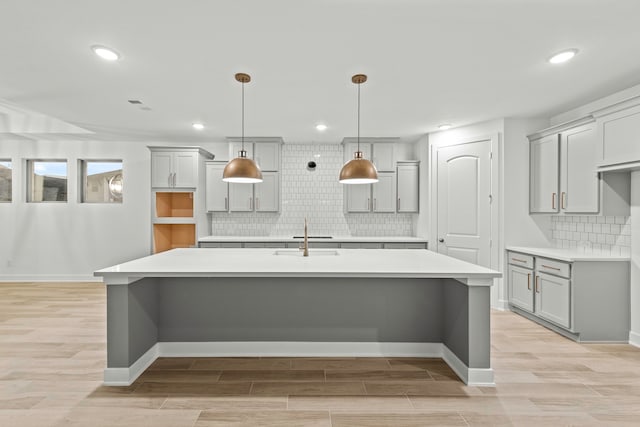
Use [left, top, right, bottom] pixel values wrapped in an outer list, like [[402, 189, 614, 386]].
[[507, 249, 629, 341], [595, 101, 640, 167], [528, 121, 629, 216], [507, 257, 534, 313], [396, 161, 419, 213]]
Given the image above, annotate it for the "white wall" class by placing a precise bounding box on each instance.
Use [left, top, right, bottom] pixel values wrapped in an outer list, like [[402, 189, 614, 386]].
[[0, 137, 227, 281]]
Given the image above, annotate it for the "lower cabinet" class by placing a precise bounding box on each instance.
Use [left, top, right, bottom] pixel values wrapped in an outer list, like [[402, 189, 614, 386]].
[[507, 264, 534, 312], [535, 271, 570, 329], [508, 252, 571, 330], [199, 240, 427, 249], [507, 250, 629, 341]]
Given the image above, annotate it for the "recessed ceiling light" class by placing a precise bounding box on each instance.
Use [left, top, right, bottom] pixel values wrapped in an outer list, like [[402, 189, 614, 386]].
[[91, 45, 120, 61], [192, 123, 205, 130], [315, 124, 328, 131], [438, 124, 452, 130], [548, 49, 578, 64]]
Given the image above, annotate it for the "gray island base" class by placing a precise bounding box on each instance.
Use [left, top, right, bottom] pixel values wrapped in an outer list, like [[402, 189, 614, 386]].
[[95, 248, 501, 386]]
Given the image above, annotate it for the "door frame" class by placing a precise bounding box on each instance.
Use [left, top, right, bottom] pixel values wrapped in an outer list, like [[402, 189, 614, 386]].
[[430, 133, 502, 306]]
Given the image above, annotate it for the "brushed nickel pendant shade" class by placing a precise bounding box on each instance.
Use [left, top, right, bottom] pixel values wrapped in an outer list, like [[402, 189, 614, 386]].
[[223, 73, 263, 183], [339, 74, 379, 184]]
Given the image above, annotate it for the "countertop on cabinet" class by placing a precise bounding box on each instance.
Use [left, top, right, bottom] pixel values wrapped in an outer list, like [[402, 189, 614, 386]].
[[507, 246, 630, 262], [198, 236, 428, 243], [95, 247, 499, 283]]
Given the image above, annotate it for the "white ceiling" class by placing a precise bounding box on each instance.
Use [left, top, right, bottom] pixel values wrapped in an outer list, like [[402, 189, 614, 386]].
[[2, 0, 640, 144]]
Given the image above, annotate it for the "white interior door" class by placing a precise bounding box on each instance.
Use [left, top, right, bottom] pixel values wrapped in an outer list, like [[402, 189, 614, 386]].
[[436, 139, 491, 267]]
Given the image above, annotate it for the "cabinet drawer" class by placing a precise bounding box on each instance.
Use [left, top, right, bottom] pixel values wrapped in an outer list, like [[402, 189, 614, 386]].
[[507, 252, 534, 269], [536, 257, 571, 278], [244, 242, 287, 248], [341, 242, 383, 249]]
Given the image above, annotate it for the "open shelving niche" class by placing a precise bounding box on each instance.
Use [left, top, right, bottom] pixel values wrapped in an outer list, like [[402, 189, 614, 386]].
[[152, 191, 197, 253], [148, 145, 214, 254]]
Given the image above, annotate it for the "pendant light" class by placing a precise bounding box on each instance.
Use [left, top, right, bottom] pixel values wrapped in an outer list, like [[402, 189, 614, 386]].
[[339, 74, 379, 184], [223, 73, 263, 183]]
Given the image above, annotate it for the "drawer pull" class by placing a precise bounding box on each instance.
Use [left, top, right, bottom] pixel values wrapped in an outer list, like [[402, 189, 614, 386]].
[[541, 264, 561, 271], [511, 257, 528, 263], [527, 273, 531, 290]]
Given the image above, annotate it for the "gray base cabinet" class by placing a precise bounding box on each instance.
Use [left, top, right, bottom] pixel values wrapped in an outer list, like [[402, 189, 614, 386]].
[[200, 240, 427, 250], [507, 250, 629, 342]]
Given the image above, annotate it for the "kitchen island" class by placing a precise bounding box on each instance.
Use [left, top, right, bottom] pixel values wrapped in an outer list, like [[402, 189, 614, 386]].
[[95, 248, 501, 386]]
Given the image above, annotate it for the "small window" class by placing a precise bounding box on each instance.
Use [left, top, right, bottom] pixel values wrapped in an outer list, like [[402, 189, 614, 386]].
[[0, 160, 11, 202], [28, 160, 67, 202], [81, 160, 123, 203]]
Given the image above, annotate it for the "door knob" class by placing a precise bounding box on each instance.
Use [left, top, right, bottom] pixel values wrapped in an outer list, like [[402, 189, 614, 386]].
[[438, 238, 444, 243]]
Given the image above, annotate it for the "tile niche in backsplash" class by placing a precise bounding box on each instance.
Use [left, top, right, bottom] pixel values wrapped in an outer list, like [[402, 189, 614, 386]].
[[551, 215, 631, 256], [210, 143, 415, 237]]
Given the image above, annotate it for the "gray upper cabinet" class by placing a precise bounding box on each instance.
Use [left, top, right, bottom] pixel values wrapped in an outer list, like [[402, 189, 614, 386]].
[[560, 124, 599, 213], [230, 139, 281, 172], [343, 141, 395, 172], [206, 139, 281, 213], [254, 171, 280, 212], [529, 134, 559, 213], [150, 147, 209, 188], [205, 161, 228, 212], [529, 120, 629, 216], [595, 101, 640, 168], [396, 161, 419, 213]]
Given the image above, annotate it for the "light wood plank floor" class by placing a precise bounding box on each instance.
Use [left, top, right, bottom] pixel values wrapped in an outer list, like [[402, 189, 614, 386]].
[[1, 282, 639, 426]]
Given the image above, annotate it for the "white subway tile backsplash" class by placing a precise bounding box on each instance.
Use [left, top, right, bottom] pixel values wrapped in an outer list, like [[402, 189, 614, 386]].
[[210, 143, 414, 237], [551, 215, 630, 255]]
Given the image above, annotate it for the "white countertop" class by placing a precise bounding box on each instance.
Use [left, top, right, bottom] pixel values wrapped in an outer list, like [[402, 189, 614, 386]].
[[95, 248, 500, 284], [198, 236, 428, 243], [507, 246, 630, 262]]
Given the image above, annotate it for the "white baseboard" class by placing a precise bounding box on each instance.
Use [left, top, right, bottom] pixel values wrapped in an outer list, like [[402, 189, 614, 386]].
[[491, 299, 509, 311], [158, 341, 443, 358], [0, 275, 102, 283], [629, 331, 640, 348], [441, 345, 495, 387], [105, 341, 493, 387], [104, 343, 159, 386]]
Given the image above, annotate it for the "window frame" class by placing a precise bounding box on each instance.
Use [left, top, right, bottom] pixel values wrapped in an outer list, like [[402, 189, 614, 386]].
[[0, 159, 11, 203], [26, 159, 68, 203], [79, 159, 124, 204]]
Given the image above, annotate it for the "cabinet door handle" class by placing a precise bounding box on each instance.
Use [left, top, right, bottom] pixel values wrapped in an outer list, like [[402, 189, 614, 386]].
[[224, 197, 228, 211], [561, 192, 566, 209], [541, 264, 561, 271], [368, 198, 371, 211], [168, 173, 172, 187], [552, 192, 556, 209], [535, 276, 540, 293], [249, 197, 253, 210], [397, 198, 400, 211], [527, 273, 531, 290], [511, 257, 528, 264], [256, 197, 260, 210]]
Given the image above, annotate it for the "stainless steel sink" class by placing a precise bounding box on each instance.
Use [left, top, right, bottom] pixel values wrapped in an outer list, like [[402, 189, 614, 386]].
[[273, 249, 340, 256]]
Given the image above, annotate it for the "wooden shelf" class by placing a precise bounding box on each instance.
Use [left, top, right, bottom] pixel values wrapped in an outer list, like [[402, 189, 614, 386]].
[[153, 223, 195, 253], [155, 192, 194, 218]]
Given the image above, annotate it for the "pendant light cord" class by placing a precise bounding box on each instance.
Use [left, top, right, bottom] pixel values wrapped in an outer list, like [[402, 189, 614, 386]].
[[241, 80, 245, 151], [357, 81, 360, 152]]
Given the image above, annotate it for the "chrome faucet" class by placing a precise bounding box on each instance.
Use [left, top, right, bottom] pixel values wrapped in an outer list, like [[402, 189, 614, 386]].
[[300, 217, 309, 257]]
